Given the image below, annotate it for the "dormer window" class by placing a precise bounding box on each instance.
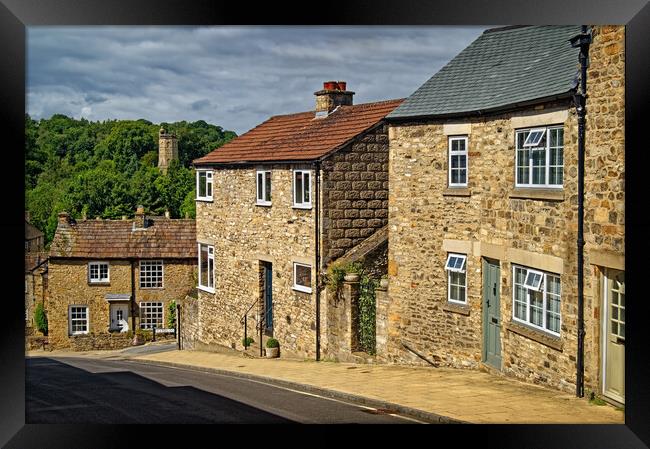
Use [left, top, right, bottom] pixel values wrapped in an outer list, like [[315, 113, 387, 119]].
[[256, 170, 272, 206], [293, 169, 312, 209], [196, 170, 213, 201]]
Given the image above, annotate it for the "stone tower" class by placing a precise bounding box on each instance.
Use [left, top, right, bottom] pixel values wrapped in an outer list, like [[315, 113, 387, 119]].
[[158, 127, 178, 174]]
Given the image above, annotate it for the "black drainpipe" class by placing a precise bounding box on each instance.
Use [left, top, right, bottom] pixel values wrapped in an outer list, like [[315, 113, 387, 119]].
[[315, 161, 321, 361], [571, 25, 592, 398]]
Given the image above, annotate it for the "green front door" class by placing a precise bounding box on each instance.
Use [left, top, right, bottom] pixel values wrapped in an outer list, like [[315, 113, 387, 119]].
[[482, 259, 501, 369]]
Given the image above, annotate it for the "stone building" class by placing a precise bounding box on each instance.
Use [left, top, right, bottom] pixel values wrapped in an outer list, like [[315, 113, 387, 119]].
[[25, 213, 47, 333], [47, 206, 197, 350], [191, 81, 401, 359], [381, 25, 625, 404], [158, 127, 178, 174]]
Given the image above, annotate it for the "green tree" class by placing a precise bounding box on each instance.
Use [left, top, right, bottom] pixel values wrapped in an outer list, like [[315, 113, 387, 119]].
[[34, 302, 48, 335]]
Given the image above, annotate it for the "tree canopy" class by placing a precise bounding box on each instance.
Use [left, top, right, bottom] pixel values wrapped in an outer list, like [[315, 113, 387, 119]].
[[25, 114, 236, 244]]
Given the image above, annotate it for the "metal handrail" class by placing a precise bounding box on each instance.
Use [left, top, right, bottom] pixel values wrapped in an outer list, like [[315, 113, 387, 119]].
[[240, 299, 273, 356]]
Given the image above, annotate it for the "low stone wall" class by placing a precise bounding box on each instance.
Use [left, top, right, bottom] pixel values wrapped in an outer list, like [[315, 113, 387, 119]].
[[26, 335, 49, 351], [68, 333, 134, 351]]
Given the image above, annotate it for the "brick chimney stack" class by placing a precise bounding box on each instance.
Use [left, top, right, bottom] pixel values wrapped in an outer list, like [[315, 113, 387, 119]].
[[314, 81, 354, 115], [158, 127, 178, 175]]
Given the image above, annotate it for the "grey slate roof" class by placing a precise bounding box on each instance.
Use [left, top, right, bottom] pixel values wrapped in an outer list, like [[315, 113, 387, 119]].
[[387, 26, 582, 120]]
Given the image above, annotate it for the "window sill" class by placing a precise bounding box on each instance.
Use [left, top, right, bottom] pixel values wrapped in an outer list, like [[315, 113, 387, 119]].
[[442, 187, 471, 197], [443, 302, 470, 316], [88, 282, 110, 286], [509, 188, 564, 201], [505, 321, 563, 351], [197, 285, 215, 294], [256, 202, 272, 207], [292, 205, 313, 210], [196, 197, 214, 202], [293, 286, 313, 294]]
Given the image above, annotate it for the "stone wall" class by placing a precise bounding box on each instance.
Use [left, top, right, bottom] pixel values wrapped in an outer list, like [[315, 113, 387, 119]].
[[195, 164, 321, 358], [47, 258, 195, 349], [321, 124, 390, 265], [178, 292, 200, 350], [384, 25, 624, 394]]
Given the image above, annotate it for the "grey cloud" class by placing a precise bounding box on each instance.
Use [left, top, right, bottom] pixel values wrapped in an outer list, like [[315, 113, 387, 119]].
[[27, 26, 488, 134]]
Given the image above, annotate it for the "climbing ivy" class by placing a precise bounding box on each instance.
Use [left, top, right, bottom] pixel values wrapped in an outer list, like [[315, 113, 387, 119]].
[[358, 275, 377, 355]]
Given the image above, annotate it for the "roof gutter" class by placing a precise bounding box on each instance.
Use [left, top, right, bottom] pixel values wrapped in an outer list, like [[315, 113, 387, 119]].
[[384, 92, 575, 124]]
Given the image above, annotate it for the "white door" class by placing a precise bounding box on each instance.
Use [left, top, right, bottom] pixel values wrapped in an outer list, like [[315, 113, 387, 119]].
[[603, 269, 625, 404], [110, 304, 129, 332]]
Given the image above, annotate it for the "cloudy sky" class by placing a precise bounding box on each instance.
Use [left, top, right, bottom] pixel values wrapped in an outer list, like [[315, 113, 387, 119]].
[[27, 26, 488, 135]]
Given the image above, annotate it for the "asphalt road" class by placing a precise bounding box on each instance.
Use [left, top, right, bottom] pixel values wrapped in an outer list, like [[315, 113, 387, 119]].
[[26, 357, 421, 424]]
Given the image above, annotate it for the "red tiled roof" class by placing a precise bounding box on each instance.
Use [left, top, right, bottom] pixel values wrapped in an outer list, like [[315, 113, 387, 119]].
[[49, 217, 197, 259], [194, 99, 403, 165]]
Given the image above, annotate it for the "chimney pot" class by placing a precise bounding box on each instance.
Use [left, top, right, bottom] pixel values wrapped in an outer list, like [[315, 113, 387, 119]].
[[315, 80, 354, 114]]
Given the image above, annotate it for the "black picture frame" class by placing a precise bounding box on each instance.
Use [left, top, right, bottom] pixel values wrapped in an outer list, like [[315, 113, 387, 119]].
[[2, 0, 648, 446]]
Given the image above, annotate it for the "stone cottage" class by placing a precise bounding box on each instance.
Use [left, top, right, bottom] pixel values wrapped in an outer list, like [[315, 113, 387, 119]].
[[191, 82, 402, 359], [47, 207, 197, 350], [380, 25, 625, 404]]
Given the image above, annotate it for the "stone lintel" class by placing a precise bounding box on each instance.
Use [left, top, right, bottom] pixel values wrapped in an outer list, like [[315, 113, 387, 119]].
[[510, 108, 569, 129], [292, 255, 313, 266], [507, 247, 564, 274], [509, 188, 564, 201], [442, 239, 473, 255], [476, 241, 506, 260], [588, 249, 624, 271], [253, 254, 276, 264], [443, 123, 471, 135], [505, 321, 563, 352]]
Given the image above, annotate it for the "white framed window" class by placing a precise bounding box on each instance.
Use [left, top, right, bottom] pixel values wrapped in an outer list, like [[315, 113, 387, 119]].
[[69, 306, 89, 335], [512, 265, 561, 335], [515, 126, 564, 188], [198, 243, 215, 293], [445, 253, 467, 303], [196, 170, 213, 201], [256, 170, 272, 206], [293, 169, 312, 209], [140, 260, 163, 288], [448, 136, 468, 187], [293, 262, 312, 293], [523, 268, 544, 291], [88, 261, 109, 283], [140, 302, 164, 330]]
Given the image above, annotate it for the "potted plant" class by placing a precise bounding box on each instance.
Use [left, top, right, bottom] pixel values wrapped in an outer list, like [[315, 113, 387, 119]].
[[265, 338, 280, 358], [343, 262, 362, 282], [242, 337, 255, 349], [132, 328, 146, 346]]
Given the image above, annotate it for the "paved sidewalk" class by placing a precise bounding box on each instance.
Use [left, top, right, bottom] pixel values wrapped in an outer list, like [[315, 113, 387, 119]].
[[121, 349, 624, 424]]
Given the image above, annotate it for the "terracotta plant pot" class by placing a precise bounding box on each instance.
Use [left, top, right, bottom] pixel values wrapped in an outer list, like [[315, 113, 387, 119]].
[[265, 347, 279, 358]]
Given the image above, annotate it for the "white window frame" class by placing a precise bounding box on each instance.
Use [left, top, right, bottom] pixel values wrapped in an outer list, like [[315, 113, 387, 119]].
[[139, 260, 164, 289], [445, 253, 467, 273], [515, 125, 564, 188], [69, 305, 89, 335], [256, 170, 272, 206], [448, 136, 468, 187], [139, 301, 164, 330], [523, 268, 544, 291], [512, 265, 561, 336], [293, 262, 312, 293], [522, 128, 546, 147], [198, 243, 215, 293], [445, 253, 467, 304], [196, 169, 213, 201], [293, 169, 312, 209], [88, 261, 110, 284]]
